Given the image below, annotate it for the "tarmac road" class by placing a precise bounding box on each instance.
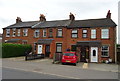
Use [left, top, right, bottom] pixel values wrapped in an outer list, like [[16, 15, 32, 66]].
[[2, 58, 119, 79], [2, 67, 68, 79]]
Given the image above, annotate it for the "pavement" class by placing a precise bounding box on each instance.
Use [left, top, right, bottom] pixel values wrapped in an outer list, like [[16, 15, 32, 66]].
[[1, 56, 119, 79]]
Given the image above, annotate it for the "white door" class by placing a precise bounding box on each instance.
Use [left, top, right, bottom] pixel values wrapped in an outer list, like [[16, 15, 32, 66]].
[[38, 45, 42, 54], [91, 47, 98, 62]]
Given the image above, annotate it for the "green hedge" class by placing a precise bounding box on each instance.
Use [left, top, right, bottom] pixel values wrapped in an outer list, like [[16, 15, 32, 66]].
[[2, 43, 32, 58]]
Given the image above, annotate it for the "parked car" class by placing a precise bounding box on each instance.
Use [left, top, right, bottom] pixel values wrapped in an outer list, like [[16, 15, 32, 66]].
[[61, 52, 78, 66]]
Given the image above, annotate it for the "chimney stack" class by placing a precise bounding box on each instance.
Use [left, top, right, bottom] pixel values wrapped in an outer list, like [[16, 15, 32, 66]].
[[106, 10, 111, 19], [69, 12, 75, 20], [39, 14, 46, 21], [16, 17, 22, 23]]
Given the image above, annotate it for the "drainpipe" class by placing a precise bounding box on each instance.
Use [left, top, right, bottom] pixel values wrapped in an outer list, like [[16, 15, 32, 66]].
[[115, 27, 117, 63], [115, 43, 117, 63]]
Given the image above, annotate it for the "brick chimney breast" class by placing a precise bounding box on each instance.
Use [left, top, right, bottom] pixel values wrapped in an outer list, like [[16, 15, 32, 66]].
[[39, 14, 46, 21], [69, 12, 75, 20], [16, 17, 22, 23], [106, 10, 111, 19]]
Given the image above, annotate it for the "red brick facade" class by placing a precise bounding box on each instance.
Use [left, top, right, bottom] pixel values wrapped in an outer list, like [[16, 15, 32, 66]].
[[2, 12, 117, 63]]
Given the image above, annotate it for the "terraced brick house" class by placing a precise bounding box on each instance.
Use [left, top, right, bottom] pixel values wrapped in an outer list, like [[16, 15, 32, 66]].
[[2, 11, 117, 63]]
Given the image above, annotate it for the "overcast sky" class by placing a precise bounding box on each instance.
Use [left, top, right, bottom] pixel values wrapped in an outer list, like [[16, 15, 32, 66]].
[[0, 0, 119, 42]]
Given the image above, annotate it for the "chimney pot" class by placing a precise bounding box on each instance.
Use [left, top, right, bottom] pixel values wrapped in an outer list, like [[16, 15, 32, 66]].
[[106, 10, 111, 19], [69, 12, 75, 20], [39, 14, 46, 21], [16, 17, 22, 23]]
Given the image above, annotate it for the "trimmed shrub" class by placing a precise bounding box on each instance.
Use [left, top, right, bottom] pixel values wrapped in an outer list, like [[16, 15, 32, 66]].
[[2, 43, 32, 58]]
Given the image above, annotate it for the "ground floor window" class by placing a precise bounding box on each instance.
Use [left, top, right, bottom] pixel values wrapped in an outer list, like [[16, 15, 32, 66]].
[[56, 43, 62, 53], [101, 45, 109, 57], [71, 45, 76, 51], [22, 40, 27, 44]]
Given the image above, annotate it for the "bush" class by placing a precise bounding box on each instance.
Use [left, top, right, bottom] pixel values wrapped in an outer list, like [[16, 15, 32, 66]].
[[2, 43, 32, 58]]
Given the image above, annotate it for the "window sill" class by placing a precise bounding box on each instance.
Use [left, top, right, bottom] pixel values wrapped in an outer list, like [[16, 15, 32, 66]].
[[91, 38, 97, 40], [71, 37, 78, 39], [56, 36, 63, 38], [48, 36, 53, 38], [34, 37, 39, 38], [101, 56, 110, 58], [23, 36, 28, 37], [101, 38, 110, 40], [82, 37, 88, 38], [6, 36, 10, 37]]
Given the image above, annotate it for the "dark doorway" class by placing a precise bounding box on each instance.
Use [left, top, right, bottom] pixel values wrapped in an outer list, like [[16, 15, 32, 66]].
[[80, 47, 89, 62], [80, 46, 89, 62], [45, 45, 50, 57], [80, 47, 86, 62]]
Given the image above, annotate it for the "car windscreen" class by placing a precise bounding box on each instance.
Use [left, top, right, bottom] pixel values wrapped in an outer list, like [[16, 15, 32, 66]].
[[63, 53, 74, 56]]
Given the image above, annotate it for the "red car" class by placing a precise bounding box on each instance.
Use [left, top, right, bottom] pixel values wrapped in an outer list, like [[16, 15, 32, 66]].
[[61, 52, 78, 66]]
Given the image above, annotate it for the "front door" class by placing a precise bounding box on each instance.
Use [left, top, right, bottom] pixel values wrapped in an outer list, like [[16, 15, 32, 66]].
[[38, 45, 42, 54], [45, 45, 50, 57], [90, 47, 98, 62], [80, 47, 86, 62]]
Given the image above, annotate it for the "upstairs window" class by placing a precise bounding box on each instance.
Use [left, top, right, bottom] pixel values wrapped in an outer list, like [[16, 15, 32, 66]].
[[57, 28, 62, 37], [12, 28, 16, 37], [101, 46, 109, 57], [23, 29, 28, 36], [101, 29, 109, 39], [91, 29, 96, 39], [34, 30, 39, 38], [17, 29, 21, 36], [82, 29, 87, 38], [72, 29, 78, 38], [6, 29, 10, 37], [43, 29, 47, 37], [49, 29, 53, 37]]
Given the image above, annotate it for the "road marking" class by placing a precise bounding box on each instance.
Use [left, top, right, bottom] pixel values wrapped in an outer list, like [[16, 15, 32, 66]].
[[2, 66, 80, 79]]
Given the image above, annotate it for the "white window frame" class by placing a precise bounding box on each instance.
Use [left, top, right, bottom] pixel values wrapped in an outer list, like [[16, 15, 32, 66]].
[[91, 29, 96, 39], [101, 45, 109, 57], [23, 29, 28, 36], [17, 29, 21, 36], [34, 29, 40, 38], [57, 29, 62, 37], [49, 29, 53, 37], [5, 40, 8, 43], [72, 29, 78, 38], [82, 29, 87, 38], [6, 29, 10, 37], [56, 43, 62, 53], [101, 29, 109, 39], [12, 28, 16, 37], [43, 29, 47, 37]]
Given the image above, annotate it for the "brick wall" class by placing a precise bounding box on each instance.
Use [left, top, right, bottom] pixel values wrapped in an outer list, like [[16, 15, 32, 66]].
[[2, 26, 116, 62]]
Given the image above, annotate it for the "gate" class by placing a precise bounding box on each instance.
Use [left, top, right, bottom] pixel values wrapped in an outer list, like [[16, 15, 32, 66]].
[[53, 53, 63, 64]]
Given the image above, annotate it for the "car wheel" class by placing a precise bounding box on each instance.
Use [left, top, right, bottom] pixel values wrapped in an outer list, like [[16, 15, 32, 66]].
[[62, 63, 64, 65], [74, 63, 76, 66]]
